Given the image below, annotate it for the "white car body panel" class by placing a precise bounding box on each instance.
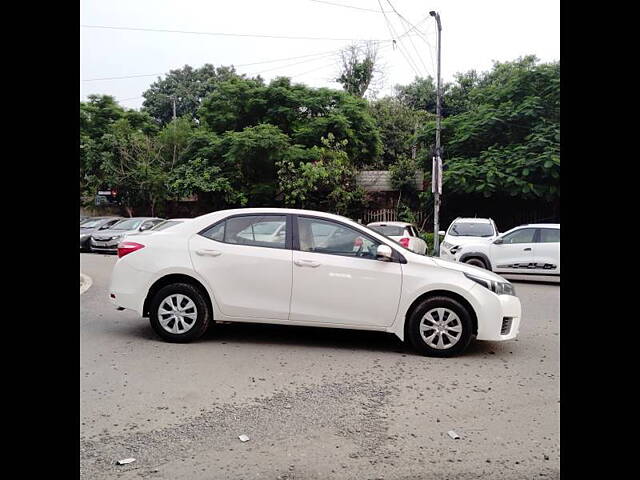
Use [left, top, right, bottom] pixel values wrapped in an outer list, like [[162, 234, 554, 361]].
[[108, 208, 522, 346], [290, 249, 402, 327], [455, 224, 560, 275]]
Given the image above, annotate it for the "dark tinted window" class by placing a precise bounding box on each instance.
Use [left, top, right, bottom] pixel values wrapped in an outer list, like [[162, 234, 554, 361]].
[[201, 222, 225, 242], [299, 217, 380, 259], [501, 228, 536, 244], [111, 219, 143, 230], [368, 225, 405, 236], [449, 222, 494, 237], [538, 228, 560, 243]]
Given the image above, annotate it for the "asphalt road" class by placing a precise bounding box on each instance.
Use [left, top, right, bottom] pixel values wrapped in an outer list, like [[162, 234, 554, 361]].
[[80, 253, 559, 480]]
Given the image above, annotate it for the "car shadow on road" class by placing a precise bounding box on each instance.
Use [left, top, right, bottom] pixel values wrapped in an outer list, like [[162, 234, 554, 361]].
[[124, 320, 513, 358]]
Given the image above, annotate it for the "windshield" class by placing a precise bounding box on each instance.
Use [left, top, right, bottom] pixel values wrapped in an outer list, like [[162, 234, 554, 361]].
[[368, 225, 405, 236], [80, 218, 108, 228], [151, 220, 183, 231], [111, 219, 143, 230], [449, 222, 494, 237]]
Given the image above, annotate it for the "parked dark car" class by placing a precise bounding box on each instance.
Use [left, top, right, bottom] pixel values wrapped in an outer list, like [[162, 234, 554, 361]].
[[80, 217, 122, 251], [90, 217, 164, 253]]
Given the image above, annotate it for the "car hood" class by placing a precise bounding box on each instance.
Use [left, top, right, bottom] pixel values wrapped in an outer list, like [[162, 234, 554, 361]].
[[445, 235, 495, 246], [430, 256, 509, 284]]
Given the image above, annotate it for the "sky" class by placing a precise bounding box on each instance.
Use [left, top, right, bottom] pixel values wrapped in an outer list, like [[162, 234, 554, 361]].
[[80, 0, 559, 110]]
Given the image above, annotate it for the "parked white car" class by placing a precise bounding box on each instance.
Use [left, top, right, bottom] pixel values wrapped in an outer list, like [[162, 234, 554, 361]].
[[109, 208, 521, 357], [367, 221, 427, 255], [452, 224, 560, 275], [439, 217, 499, 261]]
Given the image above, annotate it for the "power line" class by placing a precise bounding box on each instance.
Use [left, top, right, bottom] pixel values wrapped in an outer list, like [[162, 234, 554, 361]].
[[384, 0, 430, 75], [377, 0, 422, 77], [80, 24, 392, 42], [308, 0, 392, 13], [82, 48, 344, 82]]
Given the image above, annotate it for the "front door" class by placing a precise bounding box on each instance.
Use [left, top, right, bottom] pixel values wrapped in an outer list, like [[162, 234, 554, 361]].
[[289, 216, 402, 327], [189, 214, 293, 320], [491, 227, 537, 273], [532, 228, 560, 274]]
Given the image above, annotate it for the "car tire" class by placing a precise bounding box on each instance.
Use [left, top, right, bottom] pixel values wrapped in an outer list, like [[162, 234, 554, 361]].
[[465, 257, 488, 269], [407, 296, 474, 357], [149, 283, 211, 343]]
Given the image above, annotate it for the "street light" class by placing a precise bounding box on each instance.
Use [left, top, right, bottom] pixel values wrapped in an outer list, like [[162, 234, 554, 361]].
[[429, 10, 443, 256]]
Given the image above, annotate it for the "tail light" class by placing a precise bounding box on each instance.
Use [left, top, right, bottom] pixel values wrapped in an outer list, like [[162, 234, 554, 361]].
[[399, 237, 410, 248], [117, 241, 145, 258]]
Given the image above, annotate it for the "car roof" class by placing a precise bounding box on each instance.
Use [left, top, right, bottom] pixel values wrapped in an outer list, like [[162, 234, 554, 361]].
[[367, 221, 413, 227], [518, 223, 560, 228], [452, 217, 493, 224]]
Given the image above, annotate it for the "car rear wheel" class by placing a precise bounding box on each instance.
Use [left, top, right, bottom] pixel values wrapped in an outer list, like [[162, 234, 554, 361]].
[[407, 296, 474, 357], [149, 283, 211, 343], [465, 257, 487, 269]]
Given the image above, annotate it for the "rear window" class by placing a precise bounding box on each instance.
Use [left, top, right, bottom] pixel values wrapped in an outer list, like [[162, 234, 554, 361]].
[[368, 225, 405, 236], [448, 222, 494, 237]]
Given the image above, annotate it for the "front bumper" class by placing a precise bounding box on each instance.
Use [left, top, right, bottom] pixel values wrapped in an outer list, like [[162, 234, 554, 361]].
[[469, 284, 522, 341]]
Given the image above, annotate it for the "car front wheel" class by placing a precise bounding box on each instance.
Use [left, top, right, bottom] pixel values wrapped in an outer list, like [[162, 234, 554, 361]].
[[407, 296, 474, 357], [149, 283, 211, 343], [464, 257, 488, 269]]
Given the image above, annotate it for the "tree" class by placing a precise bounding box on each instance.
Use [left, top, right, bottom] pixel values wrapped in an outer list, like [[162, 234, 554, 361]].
[[336, 42, 381, 98], [368, 97, 432, 168], [142, 64, 240, 125], [394, 76, 437, 113], [198, 76, 382, 166], [418, 56, 560, 200], [277, 134, 365, 216]]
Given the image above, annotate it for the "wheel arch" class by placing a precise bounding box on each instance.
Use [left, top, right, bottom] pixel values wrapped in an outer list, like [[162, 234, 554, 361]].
[[459, 251, 492, 270], [143, 273, 213, 318], [401, 289, 478, 340]]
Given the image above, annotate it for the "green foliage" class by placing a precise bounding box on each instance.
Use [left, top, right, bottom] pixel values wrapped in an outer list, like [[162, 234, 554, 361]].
[[368, 97, 432, 168], [277, 134, 365, 216], [417, 56, 560, 200], [336, 43, 378, 98], [142, 64, 240, 125]]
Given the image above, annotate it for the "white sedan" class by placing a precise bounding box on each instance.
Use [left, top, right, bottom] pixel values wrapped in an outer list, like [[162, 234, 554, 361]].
[[109, 208, 522, 357], [366, 221, 428, 255], [454, 223, 560, 276]]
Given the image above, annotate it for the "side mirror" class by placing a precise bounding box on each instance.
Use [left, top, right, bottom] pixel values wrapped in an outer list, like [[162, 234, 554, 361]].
[[493, 238, 503, 245], [139, 225, 151, 232], [438, 230, 446, 236], [376, 244, 393, 261]]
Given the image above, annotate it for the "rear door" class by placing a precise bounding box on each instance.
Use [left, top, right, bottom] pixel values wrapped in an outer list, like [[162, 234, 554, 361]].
[[532, 228, 560, 274], [491, 227, 537, 273], [189, 214, 293, 320], [290, 215, 402, 327]]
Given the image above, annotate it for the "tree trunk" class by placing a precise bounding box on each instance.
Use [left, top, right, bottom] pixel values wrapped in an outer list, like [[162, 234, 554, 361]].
[[124, 206, 134, 217]]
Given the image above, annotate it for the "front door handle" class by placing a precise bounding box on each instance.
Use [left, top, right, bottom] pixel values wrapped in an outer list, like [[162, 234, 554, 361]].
[[523, 248, 532, 251], [294, 259, 321, 268], [196, 249, 222, 257]]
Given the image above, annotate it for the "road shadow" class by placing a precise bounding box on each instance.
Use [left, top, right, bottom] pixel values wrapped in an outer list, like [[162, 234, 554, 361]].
[[122, 318, 515, 359]]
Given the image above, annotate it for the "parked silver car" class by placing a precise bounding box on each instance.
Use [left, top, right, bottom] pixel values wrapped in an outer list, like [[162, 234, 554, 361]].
[[90, 217, 164, 253], [80, 217, 123, 251]]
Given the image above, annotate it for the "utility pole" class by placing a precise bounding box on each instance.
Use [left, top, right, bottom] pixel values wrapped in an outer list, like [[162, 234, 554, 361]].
[[430, 10, 442, 256]]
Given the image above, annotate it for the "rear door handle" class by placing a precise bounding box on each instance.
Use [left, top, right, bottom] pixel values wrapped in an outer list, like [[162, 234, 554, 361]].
[[523, 248, 532, 251], [196, 249, 222, 257], [294, 259, 321, 268]]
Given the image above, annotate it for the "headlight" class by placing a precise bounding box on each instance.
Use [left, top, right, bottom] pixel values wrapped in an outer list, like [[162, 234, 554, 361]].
[[442, 241, 452, 249], [80, 233, 88, 239], [464, 273, 516, 296]]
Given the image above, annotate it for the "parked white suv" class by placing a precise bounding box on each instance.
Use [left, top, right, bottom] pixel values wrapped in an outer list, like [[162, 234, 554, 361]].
[[109, 208, 521, 357], [367, 221, 427, 255], [439, 218, 499, 260], [454, 224, 560, 275]]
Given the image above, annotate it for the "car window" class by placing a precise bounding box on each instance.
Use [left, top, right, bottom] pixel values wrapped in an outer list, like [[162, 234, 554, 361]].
[[538, 228, 560, 243], [152, 220, 184, 231], [227, 215, 287, 248], [449, 222, 495, 237], [501, 228, 536, 244], [201, 222, 225, 242], [111, 219, 143, 230], [298, 217, 381, 259], [368, 225, 405, 236]]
